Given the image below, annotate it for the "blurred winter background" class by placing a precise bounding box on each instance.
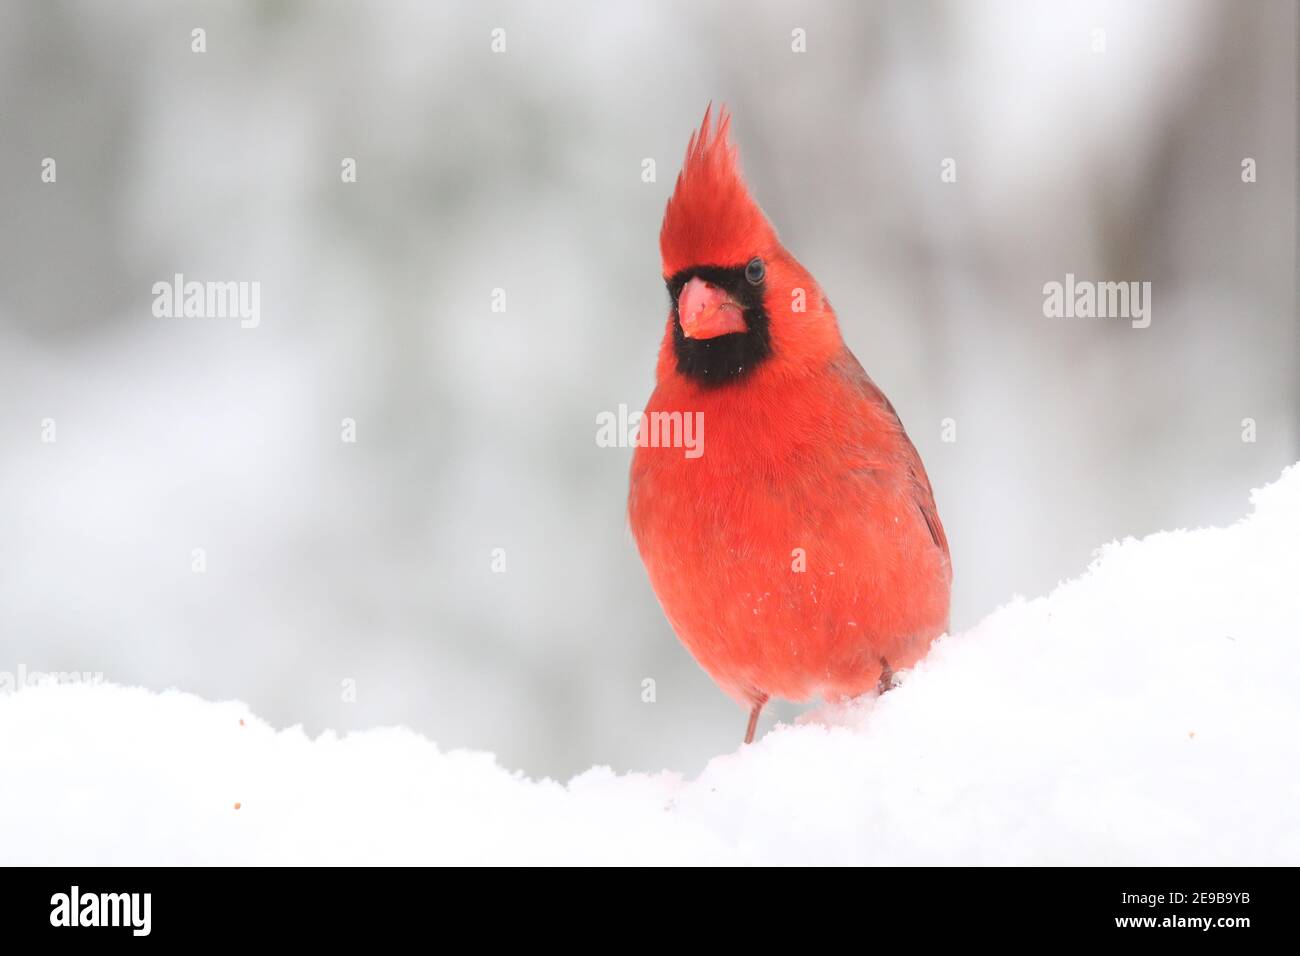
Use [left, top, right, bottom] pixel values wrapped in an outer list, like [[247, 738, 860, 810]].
[[0, 0, 1294, 779]]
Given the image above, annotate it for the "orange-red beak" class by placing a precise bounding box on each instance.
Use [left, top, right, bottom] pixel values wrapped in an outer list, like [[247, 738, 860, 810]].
[[677, 277, 748, 339]]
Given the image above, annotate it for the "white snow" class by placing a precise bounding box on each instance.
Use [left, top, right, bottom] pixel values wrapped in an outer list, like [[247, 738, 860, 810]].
[[3, 465, 1299, 865]]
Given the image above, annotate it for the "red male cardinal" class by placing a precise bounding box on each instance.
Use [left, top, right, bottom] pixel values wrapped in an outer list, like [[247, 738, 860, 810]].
[[629, 107, 951, 744]]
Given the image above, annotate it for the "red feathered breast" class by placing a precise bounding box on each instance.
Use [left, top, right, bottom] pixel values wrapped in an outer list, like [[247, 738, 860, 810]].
[[629, 349, 951, 706]]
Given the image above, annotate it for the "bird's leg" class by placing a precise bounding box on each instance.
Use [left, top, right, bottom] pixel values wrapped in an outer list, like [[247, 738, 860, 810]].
[[743, 694, 768, 745], [877, 659, 895, 695]]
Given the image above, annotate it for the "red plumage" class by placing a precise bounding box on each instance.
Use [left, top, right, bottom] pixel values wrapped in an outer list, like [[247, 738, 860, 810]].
[[629, 107, 951, 741]]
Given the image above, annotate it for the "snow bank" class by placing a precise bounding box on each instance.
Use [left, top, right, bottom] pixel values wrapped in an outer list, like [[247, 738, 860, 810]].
[[3, 466, 1299, 865]]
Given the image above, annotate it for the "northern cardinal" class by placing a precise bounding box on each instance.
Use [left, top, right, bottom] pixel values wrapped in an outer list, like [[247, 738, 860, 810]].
[[629, 107, 951, 744]]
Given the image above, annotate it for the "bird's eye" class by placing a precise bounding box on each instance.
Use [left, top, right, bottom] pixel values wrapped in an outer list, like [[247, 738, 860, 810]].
[[745, 257, 765, 285]]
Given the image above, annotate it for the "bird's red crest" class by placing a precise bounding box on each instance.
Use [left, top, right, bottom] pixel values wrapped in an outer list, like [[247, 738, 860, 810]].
[[660, 106, 776, 278]]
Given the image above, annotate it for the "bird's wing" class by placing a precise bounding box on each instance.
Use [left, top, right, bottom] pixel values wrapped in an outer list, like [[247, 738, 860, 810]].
[[831, 349, 951, 563], [905, 447, 949, 561]]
